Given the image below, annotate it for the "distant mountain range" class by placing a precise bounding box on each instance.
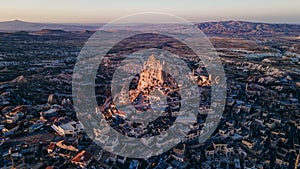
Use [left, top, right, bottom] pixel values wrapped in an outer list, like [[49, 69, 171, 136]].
[[196, 21, 300, 37], [0, 20, 299, 37]]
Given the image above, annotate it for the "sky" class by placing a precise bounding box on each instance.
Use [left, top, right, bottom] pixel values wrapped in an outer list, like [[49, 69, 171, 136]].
[[0, 0, 299, 24]]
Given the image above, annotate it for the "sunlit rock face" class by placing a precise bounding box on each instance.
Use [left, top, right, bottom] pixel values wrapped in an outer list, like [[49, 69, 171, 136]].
[[129, 55, 179, 112], [138, 54, 163, 91]]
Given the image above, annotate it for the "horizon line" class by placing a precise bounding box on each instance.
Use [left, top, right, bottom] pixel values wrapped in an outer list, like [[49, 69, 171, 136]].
[[1, 19, 300, 25]]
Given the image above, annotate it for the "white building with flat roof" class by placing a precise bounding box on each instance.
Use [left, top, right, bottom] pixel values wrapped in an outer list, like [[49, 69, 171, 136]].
[[51, 121, 83, 137]]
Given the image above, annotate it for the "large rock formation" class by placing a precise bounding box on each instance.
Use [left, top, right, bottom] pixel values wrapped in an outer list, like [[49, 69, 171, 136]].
[[137, 54, 163, 91], [129, 55, 173, 111]]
